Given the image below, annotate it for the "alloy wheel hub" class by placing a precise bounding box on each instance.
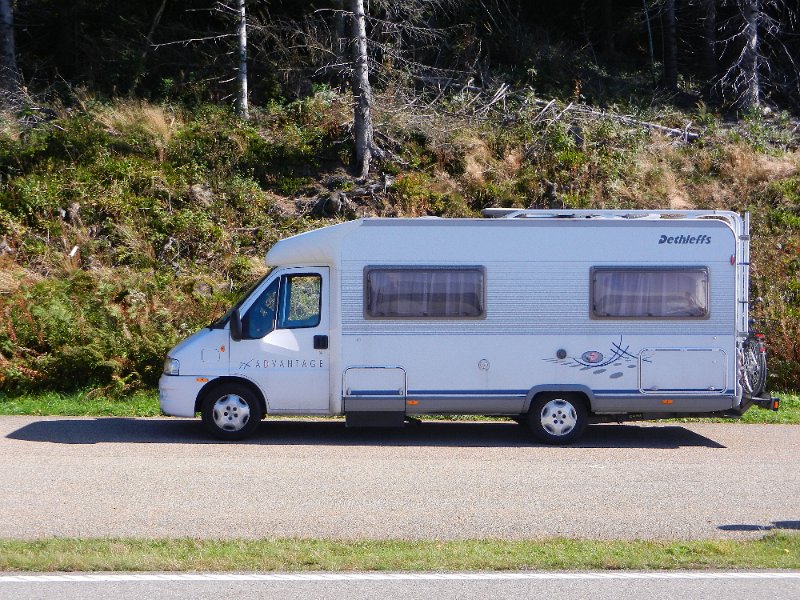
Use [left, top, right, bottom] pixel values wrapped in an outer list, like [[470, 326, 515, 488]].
[[212, 394, 251, 431], [540, 399, 577, 436]]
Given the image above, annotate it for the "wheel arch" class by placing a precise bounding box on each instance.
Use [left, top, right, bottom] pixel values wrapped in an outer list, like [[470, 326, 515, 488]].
[[195, 376, 268, 416], [524, 385, 595, 414]]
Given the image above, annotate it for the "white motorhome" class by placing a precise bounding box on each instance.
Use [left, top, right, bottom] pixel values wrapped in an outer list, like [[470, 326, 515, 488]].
[[159, 209, 777, 444]]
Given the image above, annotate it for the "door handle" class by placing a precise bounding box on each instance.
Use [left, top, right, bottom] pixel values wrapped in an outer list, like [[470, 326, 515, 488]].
[[313, 335, 329, 350]]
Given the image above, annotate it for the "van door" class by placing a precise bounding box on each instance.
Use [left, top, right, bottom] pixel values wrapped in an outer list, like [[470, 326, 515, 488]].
[[229, 267, 330, 413]]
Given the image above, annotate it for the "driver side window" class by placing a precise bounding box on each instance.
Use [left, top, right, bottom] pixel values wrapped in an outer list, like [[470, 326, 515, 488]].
[[241, 273, 322, 339]]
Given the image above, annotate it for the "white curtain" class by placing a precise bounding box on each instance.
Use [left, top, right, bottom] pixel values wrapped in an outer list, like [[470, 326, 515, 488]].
[[593, 270, 707, 318], [368, 269, 483, 318]]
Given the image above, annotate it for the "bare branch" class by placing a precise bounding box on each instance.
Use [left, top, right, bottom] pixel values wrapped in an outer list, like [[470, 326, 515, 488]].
[[152, 34, 237, 49]]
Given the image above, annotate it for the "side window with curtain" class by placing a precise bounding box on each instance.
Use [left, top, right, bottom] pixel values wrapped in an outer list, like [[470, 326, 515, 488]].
[[365, 267, 485, 319], [592, 268, 709, 319], [241, 279, 279, 339]]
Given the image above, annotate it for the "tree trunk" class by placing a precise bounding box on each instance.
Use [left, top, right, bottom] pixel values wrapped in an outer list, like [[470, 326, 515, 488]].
[[740, 0, 760, 110], [237, 0, 249, 119], [132, 0, 168, 94], [351, 0, 376, 179], [333, 0, 349, 85], [600, 0, 615, 56], [701, 0, 717, 101], [55, 4, 78, 80], [0, 0, 19, 97], [663, 0, 678, 91], [642, 0, 657, 86]]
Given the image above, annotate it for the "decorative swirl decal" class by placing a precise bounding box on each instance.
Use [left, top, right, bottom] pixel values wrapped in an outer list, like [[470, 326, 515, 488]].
[[543, 336, 648, 381]]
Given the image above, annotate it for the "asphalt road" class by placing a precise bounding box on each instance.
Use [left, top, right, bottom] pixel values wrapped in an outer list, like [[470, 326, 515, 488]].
[[2, 572, 799, 600], [0, 417, 798, 540]]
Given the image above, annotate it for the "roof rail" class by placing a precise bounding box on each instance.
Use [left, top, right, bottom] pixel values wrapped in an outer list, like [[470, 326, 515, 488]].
[[480, 208, 739, 221]]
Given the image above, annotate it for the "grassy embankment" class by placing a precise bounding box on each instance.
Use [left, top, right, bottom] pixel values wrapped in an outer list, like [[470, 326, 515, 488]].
[[2, 94, 799, 400], [0, 533, 798, 572]]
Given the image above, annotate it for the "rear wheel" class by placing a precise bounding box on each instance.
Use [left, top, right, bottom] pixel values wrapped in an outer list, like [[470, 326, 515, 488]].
[[200, 383, 263, 441], [527, 393, 588, 445]]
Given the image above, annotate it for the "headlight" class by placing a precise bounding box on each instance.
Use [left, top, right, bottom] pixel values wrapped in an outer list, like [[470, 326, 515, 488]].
[[163, 357, 180, 376]]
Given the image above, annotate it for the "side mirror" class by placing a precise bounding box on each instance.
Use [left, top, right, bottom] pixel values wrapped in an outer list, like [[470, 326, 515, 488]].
[[230, 309, 243, 341]]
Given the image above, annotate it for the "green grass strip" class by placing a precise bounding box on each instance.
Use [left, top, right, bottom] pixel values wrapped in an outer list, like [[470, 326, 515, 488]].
[[1, 534, 798, 572], [1, 391, 798, 423], [736, 392, 799, 424], [0, 390, 162, 417]]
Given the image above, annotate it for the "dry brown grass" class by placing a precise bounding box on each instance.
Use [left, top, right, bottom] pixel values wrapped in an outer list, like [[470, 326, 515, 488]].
[[430, 170, 462, 195], [718, 145, 798, 184], [503, 148, 523, 174], [698, 146, 798, 210], [112, 222, 157, 265], [0, 109, 20, 141], [458, 136, 494, 186], [616, 137, 688, 208], [0, 259, 40, 295], [95, 100, 180, 149], [617, 136, 799, 211]]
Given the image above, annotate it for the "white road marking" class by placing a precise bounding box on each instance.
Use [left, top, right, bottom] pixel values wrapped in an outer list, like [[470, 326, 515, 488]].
[[1, 572, 799, 583]]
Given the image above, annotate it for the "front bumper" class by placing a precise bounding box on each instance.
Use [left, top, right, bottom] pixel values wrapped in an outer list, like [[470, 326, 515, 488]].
[[158, 375, 209, 417]]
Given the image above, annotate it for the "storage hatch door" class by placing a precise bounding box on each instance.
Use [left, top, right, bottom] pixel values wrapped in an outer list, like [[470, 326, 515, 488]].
[[343, 367, 406, 426], [640, 348, 727, 394]]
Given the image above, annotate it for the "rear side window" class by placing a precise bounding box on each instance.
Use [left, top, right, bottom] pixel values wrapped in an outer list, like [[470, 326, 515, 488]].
[[592, 267, 709, 319], [365, 267, 485, 319]]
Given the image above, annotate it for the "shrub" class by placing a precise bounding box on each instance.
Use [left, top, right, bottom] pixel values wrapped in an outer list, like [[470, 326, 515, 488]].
[[0, 270, 237, 393], [392, 172, 473, 216]]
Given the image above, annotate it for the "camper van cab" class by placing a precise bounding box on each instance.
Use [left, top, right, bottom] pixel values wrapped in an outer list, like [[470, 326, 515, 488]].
[[159, 209, 777, 444]]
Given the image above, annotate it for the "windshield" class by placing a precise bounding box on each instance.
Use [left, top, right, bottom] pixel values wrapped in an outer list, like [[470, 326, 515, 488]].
[[208, 269, 274, 329]]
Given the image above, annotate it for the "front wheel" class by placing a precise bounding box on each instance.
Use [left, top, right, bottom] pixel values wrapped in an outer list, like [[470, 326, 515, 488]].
[[527, 393, 588, 445], [200, 383, 264, 441]]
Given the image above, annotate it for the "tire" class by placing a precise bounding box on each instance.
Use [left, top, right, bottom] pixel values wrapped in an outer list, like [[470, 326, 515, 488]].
[[740, 342, 767, 398], [527, 393, 588, 445], [200, 383, 264, 441]]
